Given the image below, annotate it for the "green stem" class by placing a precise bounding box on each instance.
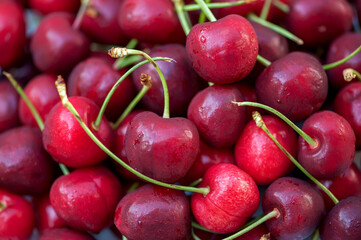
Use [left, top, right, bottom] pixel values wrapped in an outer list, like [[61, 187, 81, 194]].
[[122, 236, 128, 240], [343, 68, 361, 82], [256, 54, 271, 67], [208, 82, 214, 86], [173, 0, 192, 35], [189, 178, 203, 187], [127, 182, 140, 193], [114, 55, 143, 69], [113, 39, 139, 70], [260, 0, 272, 20], [312, 229, 320, 240], [198, 0, 211, 23], [192, 222, 215, 233], [192, 229, 202, 240], [223, 209, 280, 240], [252, 111, 339, 205], [194, 0, 217, 22], [59, 164, 70, 175], [55, 77, 209, 196], [272, 0, 290, 13], [323, 45, 361, 70], [232, 101, 317, 147], [72, 0, 90, 30], [184, 0, 251, 11], [0, 202, 6, 211], [248, 13, 304, 45]]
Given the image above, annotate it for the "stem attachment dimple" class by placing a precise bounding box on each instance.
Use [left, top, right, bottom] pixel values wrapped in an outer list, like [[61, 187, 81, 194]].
[[343, 68, 361, 82]]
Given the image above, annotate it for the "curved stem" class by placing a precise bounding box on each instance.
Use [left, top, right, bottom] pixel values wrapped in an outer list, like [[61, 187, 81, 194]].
[[232, 101, 317, 147], [184, 0, 253, 11], [323, 45, 361, 70], [260, 0, 272, 20], [256, 54, 271, 67], [343, 68, 361, 82], [248, 13, 304, 45], [194, 0, 217, 22], [173, 0, 192, 35], [252, 111, 339, 205], [55, 77, 209, 196], [72, 0, 90, 30], [223, 208, 280, 240], [272, 0, 290, 13], [192, 222, 215, 233], [192, 229, 202, 240], [113, 39, 139, 70]]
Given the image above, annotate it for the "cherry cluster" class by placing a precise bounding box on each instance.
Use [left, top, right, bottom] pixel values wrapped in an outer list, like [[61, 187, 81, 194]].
[[1, 0, 361, 240]]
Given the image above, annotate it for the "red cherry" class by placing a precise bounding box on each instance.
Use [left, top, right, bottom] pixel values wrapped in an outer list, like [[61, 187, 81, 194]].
[[0, 81, 19, 133], [29, 0, 80, 15], [39, 228, 95, 240]]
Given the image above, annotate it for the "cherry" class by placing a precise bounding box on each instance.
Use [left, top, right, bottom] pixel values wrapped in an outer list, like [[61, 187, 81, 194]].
[[114, 184, 191, 240], [0, 189, 35, 240], [187, 85, 246, 148], [50, 166, 122, 233], [29, 0, 80, 15], [30, 12, 90, 74], [262, 177, 325, 240], [191, 163, 260, 233], [298, 110, 356, 179], [235, 115, 296, 185], [0, 81, 19, 133], [232, 83, 259, 121], [286, 0, 353, 46], [39, 228, 95, 240], [255, 52, 328, 122], [192, 228, 224, 240], [0, 0, 26, 69], [125, 111, 199, 183], [0, 126, 55, 195], [320, 196, 361, 240]]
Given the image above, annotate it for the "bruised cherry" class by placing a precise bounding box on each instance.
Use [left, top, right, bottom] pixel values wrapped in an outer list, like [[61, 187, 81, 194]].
[[39, 228, 95, 240], [0, 81, 19, 133]]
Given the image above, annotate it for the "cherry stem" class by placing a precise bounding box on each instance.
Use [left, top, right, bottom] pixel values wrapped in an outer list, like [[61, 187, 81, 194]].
[[72, 0, 90, 30], [122, 236, 128, 240], [257, 54, 271, 67], [192, 222, 215, 233], [252, 111, 339, 205], [223, 208, 280, 240], [343, 68, 361, 82], [55, 77, 210, 196], [189, 178, 203, 187], [0, 202, 6, 212], [184, 0, 255, 11], [191, 229, 202, 240], [113, 39, 139, 70], [323, 45, 361, 70], [173, 0, 192, 35], [198, 0, 211, 23], [312, 229, 320, 240], [248, 13, 304, 45], [127, 182, 140, 193], [260, 0, 272, 20], [194, 0, 217, 22], [272, 0, 290, 13], [232, 101, 317, 147]]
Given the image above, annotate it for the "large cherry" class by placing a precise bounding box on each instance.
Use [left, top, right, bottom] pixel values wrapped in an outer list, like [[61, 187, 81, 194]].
[[39, 228, 95, 240], [186, 14, 258, 84], [298, 110, 356, 179], [125, 111, 199, 183], [114, 184, 191, 240], [29, 0, 80, 15], [191, 163, 260, 233], [0, 81, 19, 133], [50, 166, 122, 233]]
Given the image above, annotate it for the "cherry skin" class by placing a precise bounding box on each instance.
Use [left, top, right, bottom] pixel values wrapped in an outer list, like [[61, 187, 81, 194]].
[[114, 184, 191, 240], [256, 52, 328, 122], [320, 196, 361, 240], [42, 96, 114, 168], [235, 115, 296, 185], [39, 228, 95, 240], [50, 166, 122, 233], [125, 111, 200, 183], [186, 14, 258, 84], [191, 163, 260, 234], [187, 85, 246, 148], [29, 0, 80, 15], [0, 81, 19, 133], [0, 126, 55, 195], [298, 110, 356, 179], [262, 177, 325, 240]]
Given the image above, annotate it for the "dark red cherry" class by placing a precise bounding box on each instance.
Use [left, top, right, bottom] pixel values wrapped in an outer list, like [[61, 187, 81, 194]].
[[320, 196, 361, 240], [262, 177, 325, 240], [114, 184, 191, 240], [29, 0, 80, 15], [0, 1, 26, 69], [192, 228, 224, 240], [125, 111, 199, 183], [235, 115, 296, 185], [68, 57, 135, 121], [0, 81, 19, 133], [30, 12, 90, 74], [39, 228, 95, 240], [232, 82, 259, 121], [256, 52, 328, 122], [50, 166, 122, 233], [286, 0, 353, 46], [187, 85, 246, 148], [191, 163, 260, 233], [0, 126, 55, 195], [42, 96, 114, 168], [132, 44, 206, 116], [298, 110, 356, 179], [186, 14, 258, 84]]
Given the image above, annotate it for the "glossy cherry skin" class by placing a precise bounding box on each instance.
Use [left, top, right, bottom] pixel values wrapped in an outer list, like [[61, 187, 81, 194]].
[[256, 52, 328, 122], [0, 81, 19, 133], [186, 14, 258, 84], [50, 166, 122, 233], [132, 44, 206, 116], [192, 163, 260, 233], [0, 126, 55, 195], [286, 0, 353, 46], [115, 184, 191, 240], [42, 96, 114, 168], [19, 74, 60, 128], [298, 110, 356, 179], [334, 82, 361, 148], [320, 196, 361, 240], [187, 85, 246, 148], [29, 0, 80, 15], [0, 1, 26, 69], [68, 57, 135, 121], [125, 111, 199, 183], [39, 228, 95, 240], [235, 115, 296, 185], [30, 12, 90, 74], [262, 177, 325, 240]]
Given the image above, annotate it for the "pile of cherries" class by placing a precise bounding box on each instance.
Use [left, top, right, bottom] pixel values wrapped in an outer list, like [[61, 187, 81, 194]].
[[1, 0, 361, 239]]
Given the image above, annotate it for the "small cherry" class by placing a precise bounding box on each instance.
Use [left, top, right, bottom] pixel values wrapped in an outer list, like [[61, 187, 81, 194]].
[[29, 0, 80, 15], [0, 81, 20, 133], [39, 228, 95, 240]]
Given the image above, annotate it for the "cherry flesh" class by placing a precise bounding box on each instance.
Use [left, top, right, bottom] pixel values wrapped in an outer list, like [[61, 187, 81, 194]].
[[256, 52, 328, 122], [191, 163, 260, 233], [298, 110, 356, 179], [186, 14, 258, 84], [39, 228, 95, 240], [0, 81, 19, 133], [114, 184, 191, 240], [50, 166, 122, 233], [42, 96, 114, 168], [29, 0, 80, 15], [262, 177, 325, 240]]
